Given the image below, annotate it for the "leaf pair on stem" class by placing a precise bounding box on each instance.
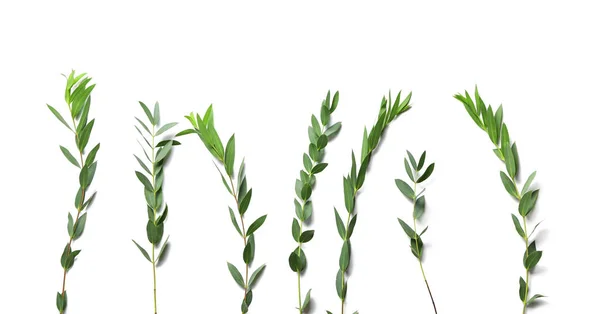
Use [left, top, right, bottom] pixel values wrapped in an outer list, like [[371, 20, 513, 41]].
[[455, 87, 545, 313], [48, 71, 100, 314], [327, 90, 412, 314], [289, 91, 341, 313], [131, 101, 177, 314], [179, 106, 267, 313]]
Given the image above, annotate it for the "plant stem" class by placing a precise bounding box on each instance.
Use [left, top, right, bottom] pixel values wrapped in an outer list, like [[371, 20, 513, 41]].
[[297, 220, 304, 314], [522, 218, 529, 314], [152, 246, 157, 314], [151, 125, 158, 314], [412, 182, 437, 314], [228, 174, 249, 314]]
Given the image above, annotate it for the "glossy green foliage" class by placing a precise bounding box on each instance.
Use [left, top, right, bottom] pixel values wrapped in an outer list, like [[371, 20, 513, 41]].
[[455, 87, 545, 312], [48, 71, 100, 314], [131, 101, 177, 313], [328, 90, 412, 314], [179, 107, 267, 313], [288, 91, 341, 313]]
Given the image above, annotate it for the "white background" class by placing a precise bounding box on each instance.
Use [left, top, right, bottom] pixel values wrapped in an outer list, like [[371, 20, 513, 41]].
[[0, 1, 598, 313]]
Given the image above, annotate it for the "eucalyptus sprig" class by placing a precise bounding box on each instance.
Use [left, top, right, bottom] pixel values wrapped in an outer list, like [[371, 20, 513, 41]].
[[455, 87, 545, 313], [178, 106, 267, 314], [47, 71, 100, 314], [395, 150, 437, 313], [327, 91, 412, 314], [289, 91, 342, 314], [131, 101, 177, 314]]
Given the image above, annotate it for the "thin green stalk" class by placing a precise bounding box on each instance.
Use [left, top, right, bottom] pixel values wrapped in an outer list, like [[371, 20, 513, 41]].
[[179, 107, 267, 313], [455, 87, 545, 312], [396, 150, 437, 313], [48, 71, 99, 314], [328, 90, 412, 314], [289, 91, 341, 314], [132, 101, 176, 314]]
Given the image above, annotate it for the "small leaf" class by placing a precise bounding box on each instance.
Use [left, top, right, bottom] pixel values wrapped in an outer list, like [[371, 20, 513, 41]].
[[60, 146, 80, 168], [135, 171, 154, 192], [511, 214, 525, 238], [339, 241, 350, 271], [156, 205, 168, 225], [139, 101, 155, 125], [321, 105, 330, 125], [73, 213, 87, 238], [525, 251, 542, 269], [248, 264, 266, 288], [519, 277, 527, 302], [132, 240, 151, 262], [77, 119, 95, 151], [224, 135, 236, 176], [414, 196, 425, 220], [303, 201, 313, 221], [157, 235, 170, 263], [146, 221, 164, 244], [48, 104, 73, 131], [239, 189, 252, 215], [301, 289, 311, 310], [243, 235, 255, 264], [311, 163, 328, 174], [292, 218, 301, 241], [404, 158, 415, 182], [527, 294, 546, 305], [334, 209, 346, 239], [229, 207, 243, 237], [155, 122, 178, 136], [346, 214, 357, 238], [324, 122, 342, 137], [336, 269, 346, 299], [303, 153, 312, 172], [85, 143, 100, 167], [417, 163, 435, 183], [398, 218, 416, 238], [317, 134, 328, 149], [246, 215, 267, 236], [417, 151, 426, 170], [67, 213, 74, 237], [227, 262, 246, 288], [395, 179, 415, 199], [343, 177, 354, 213], [406, 151, 417, 169], [155, 140, 173, 163], [299, 230, 314, 243], [300, 184, 312, 201], [500, 171, 519, 199], [522, 171, 537, 195], [288, 251, 301, 272]]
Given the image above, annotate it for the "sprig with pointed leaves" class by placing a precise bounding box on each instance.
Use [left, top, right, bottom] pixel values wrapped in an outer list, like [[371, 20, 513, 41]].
[[47, 71, 99, 314], [178, 106, 267, 314], [395, 150, 437, 314], [289, 91, 341, 314], [327, 90, 412, 314], [131, 101, 178, 314], [455, 87, 545, 312]]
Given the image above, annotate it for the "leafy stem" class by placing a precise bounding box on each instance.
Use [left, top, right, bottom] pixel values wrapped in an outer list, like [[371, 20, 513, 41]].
[[455, 87, 545, 312]]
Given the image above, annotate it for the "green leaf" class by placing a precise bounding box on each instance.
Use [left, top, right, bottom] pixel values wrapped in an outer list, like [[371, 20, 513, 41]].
[[239, 189, 252, 215], [511, 214, 525, 238], [317, 134, 328, 149], [519, 190, 539, 217], [361, 128, 369, 162], [303, 153, 312, 173], [155, 140, 173, 163], [339, 241, 350, 271], [519, 277, 527, 302], [522, 171, 537, 195], [404, 158, 414, 182], [334, 209, 346, 239], [347, 214, 357, 238], [300, 230, 314, 243], [311, 115, 321, 135], [343, 177, 354, 213], [336, 269, 346, 299], [132, 240, 151, 262], [77, 119, 95, 152], [292, 218, 301, 241], [246, 215, 267, 236], [500, 171, 519, 199], [135, 171, 153, 192], [229, 207, 243, 237], [525, 250, 542, 269], [301, 289, 311, 310], [417, 151, 426, 171], [224, 135, 236, 176], [227, 262, 246, 288], [303, 201, 313, 221], [248, 264, 266, 288], [321, 105, 330, 125], [395, 179, 415, 199], [56, 291, 67, 312], [512, 143, 520, 177], [134, 155, 151, 175], [398, 218, 416, 238], [155, 122, 178, 136], [289, 251, 302, 272], [417, 163, 435, 183], [356, 154, 370, 189], [139, 101, 155, 125], [157, 235, 170, 263], [60, 146, 80, 168], [324, 122, 342, 137], [331, 91, 339, 112], [407, 151, 417, 169], [156, 205, 168, 225], [455, 92, 484, 129], [67, 213, 74, 237], [48, 104, 73, 131], [73, 213, 87, 238], [153, 102, 161, 126], [85, 143, 100, 167], [505, 143, 516, 179], [146, 221, 164, 244], [300, 184, 312, 201], [294, 199, 303, 221], [414, 196, 425, 220], [527, 294, 546, 305], [311, 163, 328, 174], [135, 117, 152, 135], [243, 235, 255, 264]]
